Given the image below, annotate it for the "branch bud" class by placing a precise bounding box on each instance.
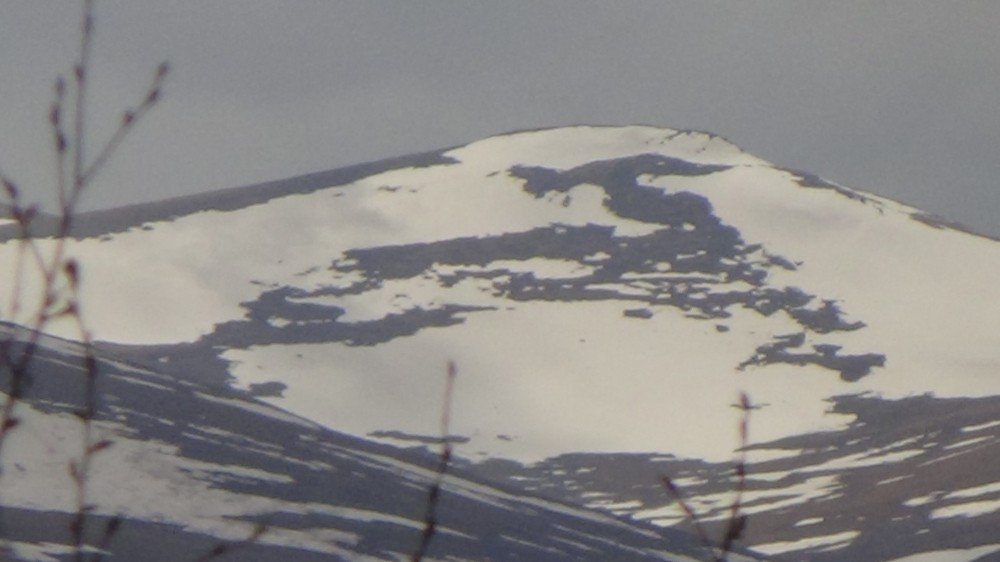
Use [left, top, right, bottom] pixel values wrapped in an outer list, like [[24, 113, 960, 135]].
[[1, 177, 18, 200], [65, 259, 80, 289]]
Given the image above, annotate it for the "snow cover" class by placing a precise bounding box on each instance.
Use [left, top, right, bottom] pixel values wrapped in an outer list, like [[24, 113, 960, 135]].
[[883, 545, 1000, 562], [923, 480, 1000, 519], [2, 124, 997, 468], [5, 542, 77, 562], [646, 168, 1000, 404], [445, 126, 766, 173], [960, 420, 1000, 433], [632, 474, 839, 527], [752, 530, 859, 556], [1, 124, 997, 562], [0, 399, 364, 557], [224, 301, 860, 463]]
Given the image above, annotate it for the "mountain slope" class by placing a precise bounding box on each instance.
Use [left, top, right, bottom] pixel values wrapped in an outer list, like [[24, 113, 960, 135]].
[[1, 125, 997, 560], [0, 323, 743, 561]]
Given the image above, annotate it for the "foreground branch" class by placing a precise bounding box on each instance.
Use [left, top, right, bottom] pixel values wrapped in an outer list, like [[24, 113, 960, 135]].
[[0, 1, 168, 558], [660, 392, 753, 562], [411, 361, 458, 562]]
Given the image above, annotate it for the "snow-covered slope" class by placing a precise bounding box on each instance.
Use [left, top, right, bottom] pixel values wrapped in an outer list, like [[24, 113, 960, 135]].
[[0, 323, 742, 562], [1, 125, 998, 560]]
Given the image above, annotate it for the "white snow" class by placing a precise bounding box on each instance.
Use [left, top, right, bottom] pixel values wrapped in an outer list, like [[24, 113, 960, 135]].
[[942, 436, 993, 450], [0, 395, 468, 559], [293, 275, 497, 323], [2, 125, 998, 546], [794, 448, 926, 473], [444, 126, 765, 173], [931, 499, 1000, 519], [918, 481, 1000, 519], [645, 167, 1000, 403], [4, 542, 80, 562], [2, 129, 731, 343], [960, 420, 1000, 433], [905, 481, 1000, 519], [877, 475, 913, 486], [106, 373, 174, 392], [943, 481, 1000, 499], [438, 258, 598, 280], [226, 302, 859, 463], [635, 475, 840, 525], [193, 392, 319, 430], [883, 544, 1000, 562], [904, 493, 940, 508], [752, 530, 859, 555]]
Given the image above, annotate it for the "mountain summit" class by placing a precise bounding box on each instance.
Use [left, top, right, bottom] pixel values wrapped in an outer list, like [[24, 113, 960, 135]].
[[1, 125, 998, 560]]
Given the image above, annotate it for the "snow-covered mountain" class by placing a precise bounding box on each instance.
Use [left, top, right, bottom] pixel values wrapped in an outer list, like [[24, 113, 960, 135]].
[[1, 323, 743, 562], [1, 125, 998, 561]]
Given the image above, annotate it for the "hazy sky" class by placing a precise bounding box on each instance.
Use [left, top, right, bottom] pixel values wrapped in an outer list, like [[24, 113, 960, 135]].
[[1, 1, 998, 238]]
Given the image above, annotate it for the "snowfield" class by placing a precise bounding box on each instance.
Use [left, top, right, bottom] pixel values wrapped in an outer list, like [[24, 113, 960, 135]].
[[1, 125, 997, 561]]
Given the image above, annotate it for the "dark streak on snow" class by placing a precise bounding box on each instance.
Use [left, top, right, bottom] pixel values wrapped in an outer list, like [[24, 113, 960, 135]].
[[367, 430, 470, 445], [738, 332, 884, 382]]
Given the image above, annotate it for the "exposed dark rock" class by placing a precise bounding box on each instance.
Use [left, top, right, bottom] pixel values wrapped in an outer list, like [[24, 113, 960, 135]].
[[624, 308, 654, 319], [738, 332, 885, 381], [247, 381, 287, 397]]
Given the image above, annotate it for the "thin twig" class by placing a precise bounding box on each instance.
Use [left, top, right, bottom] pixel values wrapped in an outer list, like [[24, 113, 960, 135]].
[[719, 393, 752, 556], [659, 392, 754, 562], [53, 76, 69, 213], [410, 361, 458, 562], [87, 516, 121, 562], [0, 1, 167, 557], [70, 0, 93, 216], [7, 226, 28, 319], [194, 523, 268, 562], [69, 284, 106, 562], [79, 61, 168, 190], [659, 475, 719, 560]]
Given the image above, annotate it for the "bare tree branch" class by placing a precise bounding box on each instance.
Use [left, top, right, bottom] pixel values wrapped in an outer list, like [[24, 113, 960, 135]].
[[411, 361, 458, 562]]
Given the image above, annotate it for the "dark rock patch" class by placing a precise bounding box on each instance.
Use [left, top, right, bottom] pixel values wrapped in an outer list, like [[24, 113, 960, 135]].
[[248, 381, 287, 397], [624, 308, 654, 319]]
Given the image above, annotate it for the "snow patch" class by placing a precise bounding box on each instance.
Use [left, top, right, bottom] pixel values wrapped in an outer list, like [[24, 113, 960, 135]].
[[753, 530, 859, 555]]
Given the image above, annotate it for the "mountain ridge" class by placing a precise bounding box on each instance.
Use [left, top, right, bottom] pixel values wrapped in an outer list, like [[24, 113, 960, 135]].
[[4, 124, 995, 242], [1, 124, 997, 560]]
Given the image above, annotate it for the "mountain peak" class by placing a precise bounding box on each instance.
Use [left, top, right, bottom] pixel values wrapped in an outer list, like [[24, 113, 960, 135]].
[[2, 124, 998, 560], [448, 125, 762, 172]]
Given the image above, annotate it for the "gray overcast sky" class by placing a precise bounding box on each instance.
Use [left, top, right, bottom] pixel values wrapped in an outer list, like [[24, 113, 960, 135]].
[[1, 1, 998, 238]]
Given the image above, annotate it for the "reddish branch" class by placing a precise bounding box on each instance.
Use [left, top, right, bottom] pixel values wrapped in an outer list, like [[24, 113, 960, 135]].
[[0, 1, 167, 559], [660, 392, 753, 562], [410, 361, 458, 562]]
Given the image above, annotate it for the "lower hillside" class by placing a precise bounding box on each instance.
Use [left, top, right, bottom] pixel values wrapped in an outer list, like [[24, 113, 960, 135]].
[[0, 323, 764, 562], [472, 393, 1000, 561]]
